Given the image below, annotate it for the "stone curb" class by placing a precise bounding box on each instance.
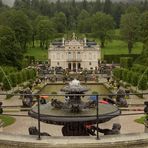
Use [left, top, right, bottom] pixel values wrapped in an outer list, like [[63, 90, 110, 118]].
[[0, 133, 148, 148]]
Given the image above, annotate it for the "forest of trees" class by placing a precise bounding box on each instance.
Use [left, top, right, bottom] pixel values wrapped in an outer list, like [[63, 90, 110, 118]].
[[0, 0, 148, 68]]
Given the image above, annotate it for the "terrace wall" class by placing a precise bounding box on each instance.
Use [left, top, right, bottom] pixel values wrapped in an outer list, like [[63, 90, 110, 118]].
[[0, 133, 148, 148]]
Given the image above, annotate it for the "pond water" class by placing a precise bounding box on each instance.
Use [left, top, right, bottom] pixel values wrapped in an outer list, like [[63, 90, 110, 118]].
[[39, 84, 111, 100]]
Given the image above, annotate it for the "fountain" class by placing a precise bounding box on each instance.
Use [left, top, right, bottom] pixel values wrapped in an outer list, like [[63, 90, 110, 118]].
[[29, 79, 121, 136]]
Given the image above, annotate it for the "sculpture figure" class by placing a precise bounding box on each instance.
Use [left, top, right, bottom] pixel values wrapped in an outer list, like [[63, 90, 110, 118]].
[[28, 126, 50, 136], [116, 88, 128, 107], [21, 88, 33, 107], [92, 123, 121, 135]]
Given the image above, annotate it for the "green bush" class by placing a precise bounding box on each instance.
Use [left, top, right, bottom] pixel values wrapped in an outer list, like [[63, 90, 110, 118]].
[[126, 71, 133, 83], [122, 69, 128, 82], [21, 70, 27, 82], [16, 72, 23, 84], [1, 66, 17, 75], [131, 72, 140, 86], [29, 69, 36, 80], [9, 73, 17, 87], [131, 64, 148, 74], [104, 54, 140, 63], [26, 69, 30, 80], [138, 75, 148, 90], [92, 91, 98, 95], [0, 71, 3, 82], [2, 76, 11, 91], [113, 68, 123, 80], [120, 57, 133, 69]]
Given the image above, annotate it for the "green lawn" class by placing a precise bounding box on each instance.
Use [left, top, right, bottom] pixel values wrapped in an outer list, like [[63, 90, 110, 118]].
[[25, 46, 48, 61], [25, 39, 143, 61], [0, 115, 16, 127], [135, 116, 147, 124], [102, 40, 143, 55]]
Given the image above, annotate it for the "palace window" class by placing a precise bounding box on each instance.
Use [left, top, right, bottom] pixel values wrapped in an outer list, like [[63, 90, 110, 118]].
[[77, 52, 81, 60], [68, 52, 72, 60]]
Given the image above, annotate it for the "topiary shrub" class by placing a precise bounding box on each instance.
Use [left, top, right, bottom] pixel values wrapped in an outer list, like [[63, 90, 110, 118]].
[[131, 72, 140, 86], [9, 73, 17, 87], [16, 72, 23, 84], [113, 68, 123, 80], [21, 70, 27, 82], [126, 70, 133, 83], [122, 69, 128, 82], [138, 75, 148, 90], [131, 64, 147, 74], [92, 91, 98, 95], [0, 71, 3, 83], [2, 77, 11, 91]]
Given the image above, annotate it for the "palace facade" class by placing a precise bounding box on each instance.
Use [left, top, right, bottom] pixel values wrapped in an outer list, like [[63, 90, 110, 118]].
[[48, 34, 101, 71]]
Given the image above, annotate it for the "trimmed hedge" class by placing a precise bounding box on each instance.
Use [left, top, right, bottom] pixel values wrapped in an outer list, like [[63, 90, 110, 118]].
[[2, 68, 37, 91], [113, 67, 148, 90], [138, 75, 148, 90], [0, 66, 17, 83], [120, 57, 133, 69], [113, 68, 124, 80], [104, 54, 140, 63], [131, 64, 148, 74], [2, 76, 11, 91]]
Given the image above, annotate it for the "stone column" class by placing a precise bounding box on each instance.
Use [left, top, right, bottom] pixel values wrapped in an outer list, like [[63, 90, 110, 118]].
[[71, 62, 73, 71], [84, 37, 86, 46], [76, 62, 78, 72], [62, 37, 65, 46]]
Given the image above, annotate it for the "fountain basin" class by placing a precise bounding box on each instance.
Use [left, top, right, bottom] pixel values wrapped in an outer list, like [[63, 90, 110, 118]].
[[29, 102, 121, 125]]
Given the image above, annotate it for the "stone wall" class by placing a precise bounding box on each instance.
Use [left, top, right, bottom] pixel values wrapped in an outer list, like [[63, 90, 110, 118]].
[[0, 133, 148, 148]]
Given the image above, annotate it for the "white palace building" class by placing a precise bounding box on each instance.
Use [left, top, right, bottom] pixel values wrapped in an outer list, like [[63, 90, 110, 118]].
[[48, 33, 101, 71]]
